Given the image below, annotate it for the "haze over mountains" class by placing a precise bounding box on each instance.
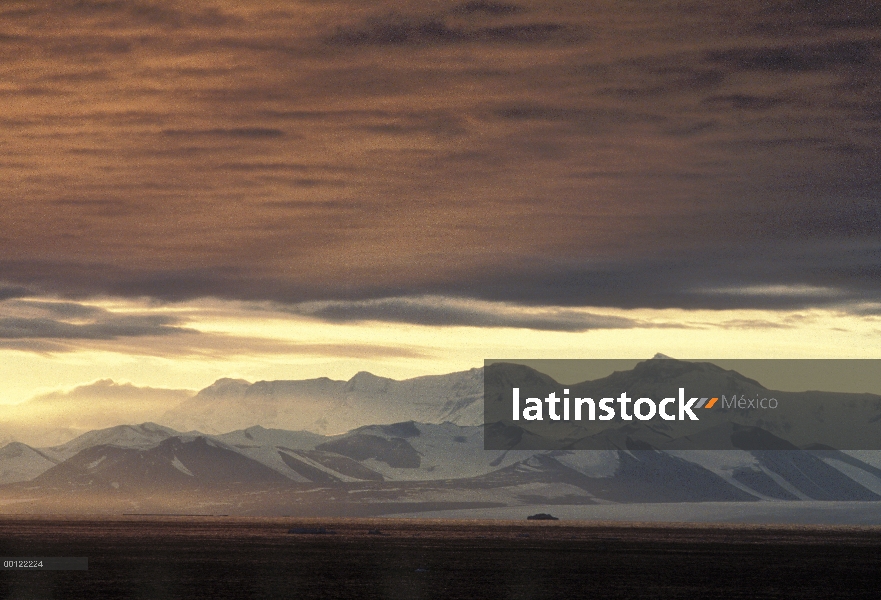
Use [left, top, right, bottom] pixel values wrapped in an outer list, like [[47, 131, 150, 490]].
[[3, 359, 881, 520], [162, 368, 484, 436], [0, 368, 484, 447], [7, 357, 879, 450]]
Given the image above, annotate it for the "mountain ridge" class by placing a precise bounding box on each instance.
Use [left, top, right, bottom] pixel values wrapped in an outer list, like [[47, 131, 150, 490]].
[[4, 416, 881, 516], [4, 358, 881, 517]]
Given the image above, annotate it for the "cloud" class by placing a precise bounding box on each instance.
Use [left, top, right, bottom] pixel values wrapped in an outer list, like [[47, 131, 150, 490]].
[[41, 0, 237, 28], [0, 297, 428, 358], [11, 299, 105, 319], [695, 285, 843, 298], [0, 286, 31, 301], [0, 315, 185, 340], [755, 1, 881, 33], [702, 94, 788, 111], [329, 10, 572, 47], [161, 128, 287, 139], [83, 332, 428, 360], [0, 299, 192, 341], [448, 2, 524, 17], [706, 41, 877, 72], [290, 296, 636, 331], [487, 103, 665, 134], [330, 16, 467, 46], [716, 319, 794, 330], [28, 379, 193, 406], [0, 0, 879, 317], [0, 340, 68, 354], [2, 236, 880, 313]]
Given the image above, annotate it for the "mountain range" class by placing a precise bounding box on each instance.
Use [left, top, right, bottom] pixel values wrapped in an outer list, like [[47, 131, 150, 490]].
[[0, 368, 485, 446], [161, 368, 485, 435], [3, 359, 881, 519]]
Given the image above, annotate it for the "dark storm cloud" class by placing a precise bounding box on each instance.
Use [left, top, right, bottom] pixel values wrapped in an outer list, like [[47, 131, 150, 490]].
[[0, 0, 879, 320]]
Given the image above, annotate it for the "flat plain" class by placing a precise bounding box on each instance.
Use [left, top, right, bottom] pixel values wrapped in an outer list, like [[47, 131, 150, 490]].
[[1, 517, 880, 599]]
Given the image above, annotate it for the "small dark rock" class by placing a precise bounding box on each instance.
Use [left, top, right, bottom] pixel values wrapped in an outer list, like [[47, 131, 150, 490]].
[[526, 513, 559, 521], [287, 527, 337, 535], [367, 529, 387, 536]]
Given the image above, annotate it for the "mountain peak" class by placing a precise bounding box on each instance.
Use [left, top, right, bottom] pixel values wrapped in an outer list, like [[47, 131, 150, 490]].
[[211, 377, 251, 386], [345, 371, 391, 393], [197, 378, 252, 398], [349, 370, 379, 381]]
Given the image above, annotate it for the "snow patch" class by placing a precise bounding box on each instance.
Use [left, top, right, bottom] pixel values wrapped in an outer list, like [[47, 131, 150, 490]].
[[553, 450, 618, 478], [171, 456, 194, 476], [87, 456, 106, 470]]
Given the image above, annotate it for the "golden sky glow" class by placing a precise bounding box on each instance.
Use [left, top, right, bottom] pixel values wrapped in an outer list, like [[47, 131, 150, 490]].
[[2, 294, 880, 406]]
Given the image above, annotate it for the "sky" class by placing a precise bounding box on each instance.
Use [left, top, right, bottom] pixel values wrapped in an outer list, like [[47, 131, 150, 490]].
[[1, 0, 880, 410]]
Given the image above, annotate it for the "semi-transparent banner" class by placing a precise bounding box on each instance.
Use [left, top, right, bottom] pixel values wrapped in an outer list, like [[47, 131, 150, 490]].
[[483, 358, 881, 450]]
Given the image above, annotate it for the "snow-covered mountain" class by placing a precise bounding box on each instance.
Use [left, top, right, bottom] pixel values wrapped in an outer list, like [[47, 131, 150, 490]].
[[161, 368, 484, 435], [42, 422, 183, 462], [3, 418, 881, 516], [0, 442, 59, 484], [32, 435, 291, 492], [3, 359, 881, 517]]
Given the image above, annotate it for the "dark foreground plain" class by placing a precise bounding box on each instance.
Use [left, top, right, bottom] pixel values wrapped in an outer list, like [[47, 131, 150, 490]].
[[1, 517, 880, 599]]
